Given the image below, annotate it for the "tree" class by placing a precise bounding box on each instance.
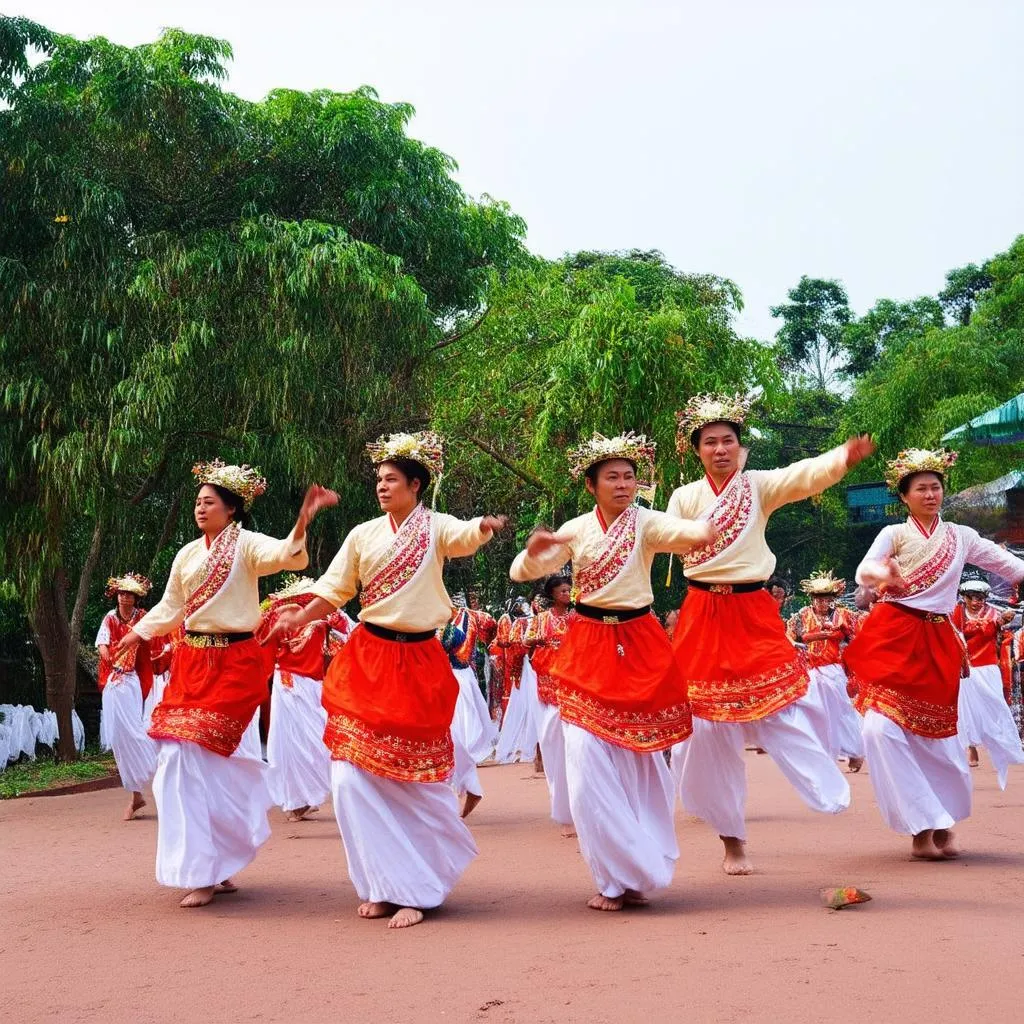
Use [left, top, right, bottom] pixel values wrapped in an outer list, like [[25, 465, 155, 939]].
[[0, 18, 525, 757], [841, 297, 945, 378], [939, 263, 993, 326], [770, 276, 852, 390]]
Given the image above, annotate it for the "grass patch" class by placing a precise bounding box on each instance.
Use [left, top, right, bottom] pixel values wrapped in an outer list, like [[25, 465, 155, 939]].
[[0, 749, 117, 799]]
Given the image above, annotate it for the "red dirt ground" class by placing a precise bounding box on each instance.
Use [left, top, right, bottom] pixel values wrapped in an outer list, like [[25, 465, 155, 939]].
[[2, 753, 1021, 1024]]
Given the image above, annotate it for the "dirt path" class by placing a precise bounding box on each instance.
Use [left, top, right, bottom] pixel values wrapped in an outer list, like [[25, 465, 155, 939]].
[[2, 752, 1021, 1024]]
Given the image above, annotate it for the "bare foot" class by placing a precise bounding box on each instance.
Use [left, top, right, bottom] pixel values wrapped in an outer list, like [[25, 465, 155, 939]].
[[180, 886, 217, 908], [587, 893, 624, 912], [721, 836, 753, 875], [560, 825, 578, 839], [461, 792, 482, 819], [388, 907, 424, 929], [847, 757, 864, 773], [285, 805, 312, 822], [623, 889, 649, 906], [357, 901, 392, 919], [215, 879, 238, 894], [911, 830, 945, 860], [934, 829, 961, 859], [124, 792, 146, 821], [967, 746, 980, 768]]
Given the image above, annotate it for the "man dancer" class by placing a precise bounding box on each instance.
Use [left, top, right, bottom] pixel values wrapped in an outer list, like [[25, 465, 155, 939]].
[[511, 432, 713, 910], [667, 393, 875, 874]]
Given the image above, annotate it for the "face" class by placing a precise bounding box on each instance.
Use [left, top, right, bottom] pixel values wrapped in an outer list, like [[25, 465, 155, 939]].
[[769, 585, 786, 609], [195, 484, 234, 534], [550, 583, 572, 607], [376, 462, 419, 513], [116, 592, 136, 617], [811, 595, 832, 615], [697, 423, 741, 477], [900, 473, 944, 519], [963, 592, 986, 613], [585, 459, 637, 514], [468, 593, 481, 610]]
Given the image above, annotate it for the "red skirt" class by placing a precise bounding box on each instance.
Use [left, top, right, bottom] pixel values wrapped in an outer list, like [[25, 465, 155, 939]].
[[844, 602, 963, 738], [552, 612, 692, 752], [673, 588, 808, 723], [149, 638, 271, 757], [529, 645, 559, 706], [321, 624, 456, 784]]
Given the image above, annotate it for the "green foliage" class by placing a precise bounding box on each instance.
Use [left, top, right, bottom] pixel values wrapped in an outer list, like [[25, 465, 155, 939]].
[[770, 276, 852, 389], [939, 263, 993, 327], [0, 748, 116, 799]]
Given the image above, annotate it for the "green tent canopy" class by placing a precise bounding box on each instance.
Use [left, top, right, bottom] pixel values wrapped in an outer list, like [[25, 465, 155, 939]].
[[942, 392, 1024, 446]]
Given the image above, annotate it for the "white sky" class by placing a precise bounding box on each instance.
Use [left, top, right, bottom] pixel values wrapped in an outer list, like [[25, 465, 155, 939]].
[[18, 1, 1024, 341]]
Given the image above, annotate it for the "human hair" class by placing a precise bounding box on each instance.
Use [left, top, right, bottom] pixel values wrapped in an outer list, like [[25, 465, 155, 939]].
[[584, 458, 638, 485], [766, 574, 789, 595], [383, 458, 432, 500], [692, 421, 742, 451], [896, 471, 944, 497], [544, 576, 571, 599], [209, 483, 252, 529]]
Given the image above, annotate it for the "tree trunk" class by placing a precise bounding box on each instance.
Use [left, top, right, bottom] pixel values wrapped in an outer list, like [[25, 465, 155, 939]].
[[28, 574, 78, 761]]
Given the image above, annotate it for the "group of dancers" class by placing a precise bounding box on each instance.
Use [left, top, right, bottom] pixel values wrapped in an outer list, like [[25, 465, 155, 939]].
[[93, 393, 1024, 927]]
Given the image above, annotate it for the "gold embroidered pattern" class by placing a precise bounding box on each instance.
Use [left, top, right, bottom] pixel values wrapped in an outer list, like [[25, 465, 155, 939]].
[[575, 505, 638, 599], [558, 685, 693, 750], [183, 522, 241, 620], [148, 705, 246, 757], [685, 657, 809, 722], [855, 684, 959, 739], [536, 673, 559, 706], [324, 711, 455, 783], [360, 504, 431, 608], [684, 474, 753, 570]]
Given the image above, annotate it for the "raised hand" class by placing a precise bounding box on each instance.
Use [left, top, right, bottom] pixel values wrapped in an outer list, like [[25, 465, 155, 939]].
[[300, 484, 340, 523], [481, 514, 509, 534], [844, 434, 877, 469], [526, 528, 571, 559], [864, 554, 907, 594]]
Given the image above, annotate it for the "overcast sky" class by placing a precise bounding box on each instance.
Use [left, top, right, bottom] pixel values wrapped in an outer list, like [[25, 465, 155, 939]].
[[19, 1, 1024, 341]]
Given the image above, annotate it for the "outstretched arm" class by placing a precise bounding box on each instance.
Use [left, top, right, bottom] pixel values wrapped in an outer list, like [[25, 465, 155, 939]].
[[758, 435, 876, 514], [511, 528, 573, 583]]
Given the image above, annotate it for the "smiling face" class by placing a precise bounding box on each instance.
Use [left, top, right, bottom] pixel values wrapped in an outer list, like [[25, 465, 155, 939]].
[[550, 582, 572, 609], [696, 422, 741, 478], [375, 461, 420, 516], [585, 459, 638, 515], [899, 472, 944, 520], [194, 484, 234, 535]]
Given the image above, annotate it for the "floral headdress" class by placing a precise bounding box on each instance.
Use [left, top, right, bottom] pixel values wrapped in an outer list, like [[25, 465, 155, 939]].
[[365, 431, 445, 479], [105, 572, 153, 599], [567, 431, 657, 481], [800, 569, 846, 597], [675, 392, 752, 456], [192, 458, 268, 510], [883, 448, 958, 491]]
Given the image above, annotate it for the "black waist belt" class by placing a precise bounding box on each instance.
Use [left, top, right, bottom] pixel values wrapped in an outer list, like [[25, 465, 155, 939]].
[[574, 603, 651, 624], [687, 579, 765, 594], [184, 630, 254, 649], [363, 621, 436, 643]]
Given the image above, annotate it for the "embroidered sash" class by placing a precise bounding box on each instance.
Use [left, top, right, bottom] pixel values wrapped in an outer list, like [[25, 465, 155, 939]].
[[574, 505, 638, 600], [183, 521, 242, 621], [684, 473, 756, 571], [360, 503, 433, 608], [104, 610, 146, 676], [879, 522, 959, 603]]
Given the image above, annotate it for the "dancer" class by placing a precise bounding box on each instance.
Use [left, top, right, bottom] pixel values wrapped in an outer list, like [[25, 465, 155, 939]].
[[260, 576, 340, 822], [96, 573, 157, 821], [115, 459, 334, 907], [667, 393, 875, 874], [511, 432, 713, 911], [494, 599, 539, 765], [845, 448, 1024, 859], [443, 596, 499, 817], [524, 574, 575, 836], [786, 571, 864, 771], [264, 432, 507, 929], [950, 578, 1023, 785]]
